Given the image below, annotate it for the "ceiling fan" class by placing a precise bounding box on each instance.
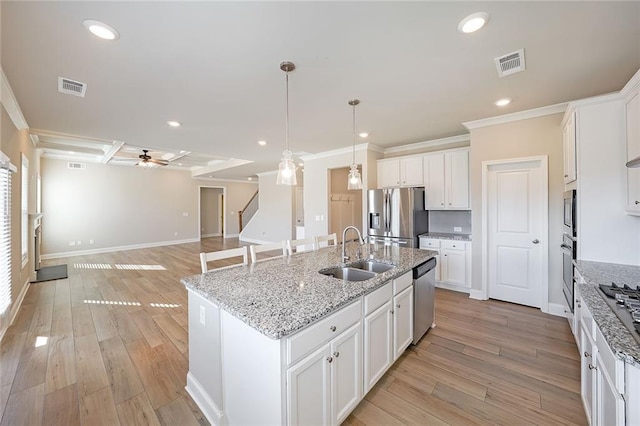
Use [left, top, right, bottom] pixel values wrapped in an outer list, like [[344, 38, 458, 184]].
[[137, 149, 169, 167]]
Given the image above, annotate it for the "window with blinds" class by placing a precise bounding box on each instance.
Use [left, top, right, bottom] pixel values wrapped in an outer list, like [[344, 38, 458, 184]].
[[0, 151, 15, 317], [21, 154, 28, 266]]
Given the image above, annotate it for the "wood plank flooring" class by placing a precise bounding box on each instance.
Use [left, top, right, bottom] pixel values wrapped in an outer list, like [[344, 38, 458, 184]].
[[0, 237, 586, 425]]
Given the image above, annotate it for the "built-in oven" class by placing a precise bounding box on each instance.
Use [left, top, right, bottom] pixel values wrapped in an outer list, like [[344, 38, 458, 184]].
[[563, 190, 577, 237], [561, 233, 576, 312]]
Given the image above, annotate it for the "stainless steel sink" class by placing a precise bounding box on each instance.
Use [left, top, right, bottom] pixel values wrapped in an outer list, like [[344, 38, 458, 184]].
[[319, 267, 376, 282], [349, 260, 395, 274]]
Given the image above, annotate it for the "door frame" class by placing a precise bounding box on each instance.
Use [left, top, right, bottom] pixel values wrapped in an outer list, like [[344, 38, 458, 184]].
[[198, 186, 227, 240], [481, 155, 549, 312]]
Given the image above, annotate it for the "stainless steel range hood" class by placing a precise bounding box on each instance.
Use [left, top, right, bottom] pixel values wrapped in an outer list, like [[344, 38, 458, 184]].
[[626, 156, 640, 168]]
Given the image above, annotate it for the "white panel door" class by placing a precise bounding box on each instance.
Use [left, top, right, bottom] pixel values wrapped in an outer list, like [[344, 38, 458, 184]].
[[424, 154, 445, 209], [331, 323, 362, 425], [447, 150, 470, 209], [393, 286, 413, 360], [487, 160, 544, 307], [363, 300, 393, 393], [400, 157, 423, 187], [287, 344, 331, 426]]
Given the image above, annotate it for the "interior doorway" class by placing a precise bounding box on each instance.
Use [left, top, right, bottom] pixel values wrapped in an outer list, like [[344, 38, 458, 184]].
[[328, 167, 363, 243], [199, 186, 226, 239]]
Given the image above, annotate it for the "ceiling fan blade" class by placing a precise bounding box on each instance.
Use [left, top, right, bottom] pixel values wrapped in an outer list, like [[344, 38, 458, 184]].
[[148, 158, 169, 166]]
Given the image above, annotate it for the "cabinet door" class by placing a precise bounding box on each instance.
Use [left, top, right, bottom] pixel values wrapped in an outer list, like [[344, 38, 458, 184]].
[[331, 323, 362, 425], [433, 252, 441, 282], [595, 355, 625, 426], [446, 151, 470, 209], [563, 112, 577, 184], [393, 286, 414, 360], [424, 154, 445, 209], [441, 249, 466, 286], [378, 160, 400, 188], [400, 157, 423, 187], [626, 92, 640, 213], [363, 300, 393, 393], [287, 345, 331, 426], [580, 325, 596, 425]]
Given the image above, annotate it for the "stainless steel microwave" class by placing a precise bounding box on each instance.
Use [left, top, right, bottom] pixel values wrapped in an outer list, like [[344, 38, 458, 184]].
[[563, 190, 576, 237]]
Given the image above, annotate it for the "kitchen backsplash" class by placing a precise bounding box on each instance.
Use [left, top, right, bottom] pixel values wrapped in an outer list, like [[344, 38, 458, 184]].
[[428, 210, 472, 234]]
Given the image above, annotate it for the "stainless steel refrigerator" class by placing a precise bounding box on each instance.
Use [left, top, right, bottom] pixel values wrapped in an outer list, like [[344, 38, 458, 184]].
[[367, 187, 429, 248]]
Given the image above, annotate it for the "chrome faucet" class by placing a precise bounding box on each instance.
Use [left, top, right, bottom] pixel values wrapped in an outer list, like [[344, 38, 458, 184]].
[[341, 226, 365, 263]]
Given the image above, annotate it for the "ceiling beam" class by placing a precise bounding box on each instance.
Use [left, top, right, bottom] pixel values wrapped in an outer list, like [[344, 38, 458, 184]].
[[101, 140, 126, 163]]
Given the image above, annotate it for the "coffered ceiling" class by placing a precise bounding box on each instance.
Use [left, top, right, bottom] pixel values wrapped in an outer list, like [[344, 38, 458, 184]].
[[2, 1, 639, 179]]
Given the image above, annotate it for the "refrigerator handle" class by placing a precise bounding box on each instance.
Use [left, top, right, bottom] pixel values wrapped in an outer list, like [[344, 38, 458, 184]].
[[385, 191, 390, 233]]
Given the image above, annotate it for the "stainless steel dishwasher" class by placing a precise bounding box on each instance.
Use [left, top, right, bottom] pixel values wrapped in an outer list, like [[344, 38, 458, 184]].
[[412, 257, 436, 344]]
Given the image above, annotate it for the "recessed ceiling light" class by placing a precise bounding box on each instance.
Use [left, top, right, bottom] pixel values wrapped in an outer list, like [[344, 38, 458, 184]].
[[458, 12, 489, 34], [359, 132, 369, 138], [167, 121, 181, 127], [257, 140, 267, 146], [495, 98, 512, 107], [178, 163, 182, 166], [248, 177, 253, 181], [83, 20, 120, 40], [298, 162, 304, 167]]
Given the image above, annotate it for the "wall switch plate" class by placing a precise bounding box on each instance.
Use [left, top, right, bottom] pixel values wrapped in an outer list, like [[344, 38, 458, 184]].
[[174, 232, 178, 236], [69, 241, 75, 246], [454, 227, 462, 232], [76, 240, 82, 246], [182, 212, 189, 217], [199, 306, 206, 325], [89, 239, 95, 245]]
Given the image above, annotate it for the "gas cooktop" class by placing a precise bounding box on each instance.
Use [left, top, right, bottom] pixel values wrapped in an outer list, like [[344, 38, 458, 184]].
[[598, 283, 640, 346]]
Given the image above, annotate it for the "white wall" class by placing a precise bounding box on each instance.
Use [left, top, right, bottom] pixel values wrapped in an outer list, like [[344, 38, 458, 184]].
[[200, 187, 223, 237], [41, 158, 257, 256], [329, 167, 363, 242]]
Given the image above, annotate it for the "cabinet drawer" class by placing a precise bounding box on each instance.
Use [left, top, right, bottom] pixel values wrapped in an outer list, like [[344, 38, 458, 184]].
[[393, 271, 412, 295], [595, 325, 624, 393], [287, 299, 362, 366], [420, 238, 440, 249], [441, 240, 466, 250], [364, 282, 392, 316]]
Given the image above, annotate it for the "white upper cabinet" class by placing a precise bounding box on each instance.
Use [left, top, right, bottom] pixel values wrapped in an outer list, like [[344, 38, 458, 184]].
[[563, 111, 577, 185], [626, 90, 640, 214], [424, 149, 470, 210], [377, 157, 423, 188]]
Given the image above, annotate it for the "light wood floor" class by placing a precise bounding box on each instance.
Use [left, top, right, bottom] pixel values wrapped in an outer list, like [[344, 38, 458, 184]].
[[0, 237, 586, 425]]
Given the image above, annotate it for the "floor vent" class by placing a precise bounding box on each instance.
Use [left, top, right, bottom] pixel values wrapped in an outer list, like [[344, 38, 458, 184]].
[[58, 77, 87, 97], [67, 162, 86, 170], [494, 49, 526, 78]]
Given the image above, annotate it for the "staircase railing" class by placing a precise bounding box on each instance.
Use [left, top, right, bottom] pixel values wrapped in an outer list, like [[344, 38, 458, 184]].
[[238, 191, 259, 232]]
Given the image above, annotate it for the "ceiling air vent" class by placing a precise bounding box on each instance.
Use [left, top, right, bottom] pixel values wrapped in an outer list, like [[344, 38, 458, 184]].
[[494, 49, 526, 78], [67, 162, 86, 170], [58, 77, 87, 97]]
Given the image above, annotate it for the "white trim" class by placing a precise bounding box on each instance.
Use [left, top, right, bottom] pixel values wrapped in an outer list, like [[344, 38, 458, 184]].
[[463, 102, 567, 131], [186, 372, 224, 426], [0, 277, 30, 342], [468, 289, 486, 300], [378, 146, 469, 162], [621, 68, 640, 96], [198, 186, 227, 240], [545, 302, 567, 318], [41, 238, 199, 259], [224, 233, 239, 239], [239, 236, 275, 245], [481, 155, 549, 312], [300, 143, 373, 161], [435, 282, 470, 294], [195, 177, 258, 184], [201, 233, 222, 238], [384, 134, 470, 154], [0, 68, 28, 130], [256, 170, 279, 177]]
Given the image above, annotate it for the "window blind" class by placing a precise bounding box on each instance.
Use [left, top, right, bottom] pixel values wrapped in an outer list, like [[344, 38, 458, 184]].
[[21, 154, 28, 266], [0, 151, 15, 316]]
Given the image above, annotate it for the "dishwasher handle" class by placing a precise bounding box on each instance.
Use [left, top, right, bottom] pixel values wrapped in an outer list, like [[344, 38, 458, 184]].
[[413, 257, 437, 279]]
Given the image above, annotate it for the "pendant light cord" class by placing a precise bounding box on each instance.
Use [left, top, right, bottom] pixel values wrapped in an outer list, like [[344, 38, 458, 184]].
[[285, 71, 290, 152], [352, 102, 356, 164]]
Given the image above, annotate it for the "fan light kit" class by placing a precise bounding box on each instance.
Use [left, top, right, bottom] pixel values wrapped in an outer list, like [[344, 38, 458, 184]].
[[137, 150, 169, 167], [83, 20, 120, 40], [276, 61, 297, 186], [457, 12, 489, 34], [347, 99, 363, 191]]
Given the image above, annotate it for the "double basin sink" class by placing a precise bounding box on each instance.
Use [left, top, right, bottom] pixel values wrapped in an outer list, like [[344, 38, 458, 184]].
[[319, 260, 395, 282]]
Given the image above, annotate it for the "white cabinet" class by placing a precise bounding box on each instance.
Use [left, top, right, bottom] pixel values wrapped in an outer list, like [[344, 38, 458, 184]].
[[424, 149, 470, 210], [377, 157, 423, 188], [595, 353, 625, 426], [625, 90, 640, 215], [330, 324, 362, 424], [363, 299, 393, 393], [441, 246, 466, 286], [563, 111, 577, 185], [392, 285, 413, 361], [420, 238, 471, 292]]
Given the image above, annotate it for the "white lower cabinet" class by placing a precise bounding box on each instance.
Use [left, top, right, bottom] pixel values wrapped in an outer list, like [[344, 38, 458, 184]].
[[419, 237, 471, 292], [595, 353, 625, 426], [363, 300, 393, 393], [393, 285, 414, 361]]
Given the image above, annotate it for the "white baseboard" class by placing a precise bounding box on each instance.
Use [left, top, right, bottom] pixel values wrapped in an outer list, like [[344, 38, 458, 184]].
[[186, 372, 224, 426], [239, 236, 275, 245], [202, 233, 222, 238], [545, 302, 567, 317], [224, 234, 239, 239], [435, 282, 471, 294], [41, 238, 200, 260], [0, 276, 30, 342], [468, 289, 486, 300]]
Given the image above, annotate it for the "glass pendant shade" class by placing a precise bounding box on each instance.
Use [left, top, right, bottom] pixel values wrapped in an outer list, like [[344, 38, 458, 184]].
[[347, 164, 362, 190], [276, 150, 297, 186]]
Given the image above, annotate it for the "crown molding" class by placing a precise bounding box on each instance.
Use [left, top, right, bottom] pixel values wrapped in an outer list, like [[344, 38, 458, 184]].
[[300, 142, 372, 161], [384, 134, 470, 154], [195, 176, 259, 184], [0, 68, 28, 131], [256, 170, 279, 177], [463, 102, 568, 131], [621, 68, 640, 96]]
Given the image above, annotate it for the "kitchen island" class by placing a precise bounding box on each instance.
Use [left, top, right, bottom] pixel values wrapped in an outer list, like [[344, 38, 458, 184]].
[[181, 243, 435, 425]]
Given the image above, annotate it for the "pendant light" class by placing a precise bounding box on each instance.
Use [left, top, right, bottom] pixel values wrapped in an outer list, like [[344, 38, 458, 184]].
[[347, 99, 363, 190], [276, 61, 297, 186]]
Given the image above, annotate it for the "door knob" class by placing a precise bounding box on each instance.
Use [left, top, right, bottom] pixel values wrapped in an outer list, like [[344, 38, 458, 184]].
[[532, 239, 539, 244]]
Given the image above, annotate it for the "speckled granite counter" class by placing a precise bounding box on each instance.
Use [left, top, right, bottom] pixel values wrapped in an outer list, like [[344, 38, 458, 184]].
[[574, 260, 640, 367], [418, 232, 471, 241], [181, 244, 435, 339]]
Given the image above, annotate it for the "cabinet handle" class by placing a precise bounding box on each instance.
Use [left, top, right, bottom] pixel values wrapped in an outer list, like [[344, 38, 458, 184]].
[[564, 174, 569, 178], [584, 351, 591, 358], [448, 203, 452, 206], [329, 326, 336, 332], [333, 351, 340, 358], [532, 239, 539, 244], [390, 310, 395, 314], [578, 303, 581, 308], [441, 203, 444, 206], [588, 364, 597, 371], [396, 304, 401, 308], [327, 356, 333, 363], [635, 200, 640, 205], [444, 254, 447, 257]]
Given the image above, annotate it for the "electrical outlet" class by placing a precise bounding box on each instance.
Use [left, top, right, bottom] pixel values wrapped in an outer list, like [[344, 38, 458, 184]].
[[174, 232, 178, 236], [69, 241, 76, 247], [182, 212, 189, 217], [76, 240, 82, 246], [199, 306, 206, 325], [89, 239, 95, 245], [454, 227, 462, 232]]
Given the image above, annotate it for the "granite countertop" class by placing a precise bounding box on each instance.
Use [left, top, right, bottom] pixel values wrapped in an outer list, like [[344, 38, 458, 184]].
[[418, 232, 472, 241], [181, 243, 436, 340], [574, 260, 640, 367]]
